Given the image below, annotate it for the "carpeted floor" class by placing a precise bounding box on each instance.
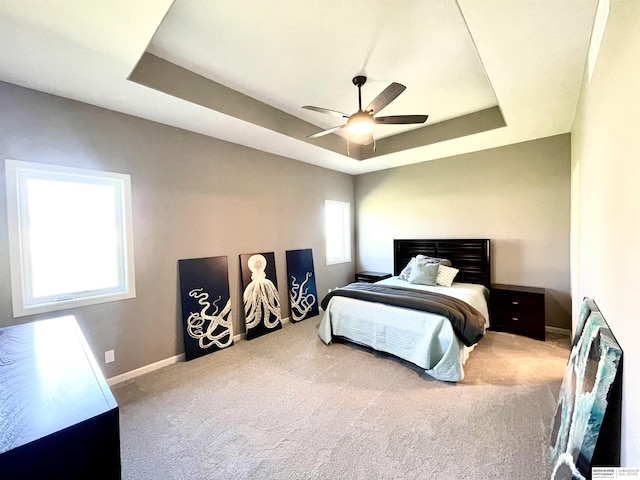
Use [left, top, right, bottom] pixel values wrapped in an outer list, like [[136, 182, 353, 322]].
[[112, 318, 570, 480]]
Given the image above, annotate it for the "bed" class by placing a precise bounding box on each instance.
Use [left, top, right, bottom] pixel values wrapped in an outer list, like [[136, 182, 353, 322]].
[[318, 239, 491, 382]]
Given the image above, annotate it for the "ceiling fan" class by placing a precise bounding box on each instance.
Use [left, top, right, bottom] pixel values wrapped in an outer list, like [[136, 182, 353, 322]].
[[303, 75, 428, 150]]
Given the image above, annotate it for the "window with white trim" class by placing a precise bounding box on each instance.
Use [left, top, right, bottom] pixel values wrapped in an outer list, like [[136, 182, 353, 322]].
[[324, 200, 351, 265], [5, 159, 136, 317]]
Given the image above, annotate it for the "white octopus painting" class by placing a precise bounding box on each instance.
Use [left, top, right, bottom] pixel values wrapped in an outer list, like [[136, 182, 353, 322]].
[[286, 249, 319, 322], [240, 252, 282, 340], [178, 256, 234, 361]]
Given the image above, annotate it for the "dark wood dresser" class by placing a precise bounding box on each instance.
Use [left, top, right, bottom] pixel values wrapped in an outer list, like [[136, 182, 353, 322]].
[[354, 271, 392, 283], [0, 316, 121, 479], [490, 284, 546, 341]]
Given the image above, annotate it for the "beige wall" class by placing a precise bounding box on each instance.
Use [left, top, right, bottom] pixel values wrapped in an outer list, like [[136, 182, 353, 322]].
[[355, 134, 571, 329], [571, 0, 640, 465], [0, 82, 355, 378]]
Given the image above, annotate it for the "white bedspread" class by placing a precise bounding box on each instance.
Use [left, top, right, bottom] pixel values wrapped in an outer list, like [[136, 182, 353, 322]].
[[318, 278, 490, 382]]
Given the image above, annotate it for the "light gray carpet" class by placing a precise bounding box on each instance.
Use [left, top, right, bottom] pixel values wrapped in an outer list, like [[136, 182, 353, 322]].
[[112, 318, 570, 480]]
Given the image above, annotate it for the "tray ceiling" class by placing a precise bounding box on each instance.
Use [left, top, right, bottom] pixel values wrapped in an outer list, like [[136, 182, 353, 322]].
[[0, 0, 597, 174]]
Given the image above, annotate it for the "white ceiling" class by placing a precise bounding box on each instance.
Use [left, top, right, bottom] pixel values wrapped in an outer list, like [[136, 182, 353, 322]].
[[148, 0, 498, 142], [0, 0, 596, 175]]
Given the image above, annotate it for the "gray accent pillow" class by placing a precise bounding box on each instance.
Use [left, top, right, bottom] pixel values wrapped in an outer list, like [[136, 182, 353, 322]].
[[398, 255, 426, 281], [431, 257, 452, 267], [408, 262, 439, 286], [398, 255, 452, 281]]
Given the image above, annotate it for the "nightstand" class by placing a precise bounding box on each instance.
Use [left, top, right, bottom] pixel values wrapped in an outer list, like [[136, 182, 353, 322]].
[[490, 284, 546, 341], [354, 271, 392, 283]]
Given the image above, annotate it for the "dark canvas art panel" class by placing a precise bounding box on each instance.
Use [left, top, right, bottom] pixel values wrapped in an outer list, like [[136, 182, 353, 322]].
[[285, 249, 319, 322], [550, 298, 623, 480], [239, 252, 282, 340], [178, 256, 233, 361]]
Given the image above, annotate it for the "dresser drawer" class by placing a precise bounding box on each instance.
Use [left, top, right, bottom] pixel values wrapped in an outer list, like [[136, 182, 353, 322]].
[[490, 284, 545, 341]]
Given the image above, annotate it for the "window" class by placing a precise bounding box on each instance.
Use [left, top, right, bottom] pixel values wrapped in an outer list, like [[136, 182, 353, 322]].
[[587, 0, 610, 83], [324, 200, 351, 265], [5, 159, 136, 317]]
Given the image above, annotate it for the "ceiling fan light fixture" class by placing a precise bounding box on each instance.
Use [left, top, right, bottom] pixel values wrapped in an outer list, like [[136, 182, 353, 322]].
[[303, 76, 427, 147], [347, 111, 374, 135]]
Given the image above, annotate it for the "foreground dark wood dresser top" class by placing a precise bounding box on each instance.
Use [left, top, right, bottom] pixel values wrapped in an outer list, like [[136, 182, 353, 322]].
[[490, 284, 546, 341], [0, 316, 121, 479], [355, 271, 392, 283]]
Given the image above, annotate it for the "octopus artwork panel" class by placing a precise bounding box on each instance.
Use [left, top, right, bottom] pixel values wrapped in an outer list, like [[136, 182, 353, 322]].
[[239, 252, 282, 340], [285, 249, 319, 322], [178, 256, 234, 361], [550, 298, 623, 480]]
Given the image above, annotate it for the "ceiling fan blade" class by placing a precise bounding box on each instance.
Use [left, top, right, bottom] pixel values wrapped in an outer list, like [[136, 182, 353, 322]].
[[375, 114, 428, 125], [307, 124, 345, 139], [365, 82, 406, 115], [302, 106, 350, 119]]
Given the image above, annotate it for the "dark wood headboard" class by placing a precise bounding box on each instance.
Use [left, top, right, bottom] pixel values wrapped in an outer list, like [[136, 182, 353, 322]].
[[393, 239, 491, 288]]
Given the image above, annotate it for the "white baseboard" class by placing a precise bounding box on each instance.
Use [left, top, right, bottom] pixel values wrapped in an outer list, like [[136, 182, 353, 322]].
[[107, 316, 290, 386], [545, 326, 571, 336], [107, 353, 185, 386]]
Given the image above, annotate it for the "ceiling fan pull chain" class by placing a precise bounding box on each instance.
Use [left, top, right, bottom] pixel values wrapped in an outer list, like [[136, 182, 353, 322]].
[[373, 134, 376, 152], [347, 137, 351, 157]]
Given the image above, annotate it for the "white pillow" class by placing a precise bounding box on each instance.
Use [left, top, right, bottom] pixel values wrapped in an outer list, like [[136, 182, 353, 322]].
[[436, 265, 459, 287]]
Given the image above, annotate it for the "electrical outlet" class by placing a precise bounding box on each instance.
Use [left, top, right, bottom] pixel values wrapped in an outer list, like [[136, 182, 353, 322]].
[[105, 350, 115, 364]]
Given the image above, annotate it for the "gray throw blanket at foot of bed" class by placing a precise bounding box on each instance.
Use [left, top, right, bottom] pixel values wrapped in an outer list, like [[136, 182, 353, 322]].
[[320, 283, 485, 347]]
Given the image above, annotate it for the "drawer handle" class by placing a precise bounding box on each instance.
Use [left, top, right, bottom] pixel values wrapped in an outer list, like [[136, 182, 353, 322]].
[[511, 301, 519, 305], [512, 317, 519, 321]]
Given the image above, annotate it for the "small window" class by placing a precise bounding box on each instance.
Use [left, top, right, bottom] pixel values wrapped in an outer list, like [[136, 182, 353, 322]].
[[587, 0, 610, 83], [324, 200, 351, 265], [5, 159, 136, 317]]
